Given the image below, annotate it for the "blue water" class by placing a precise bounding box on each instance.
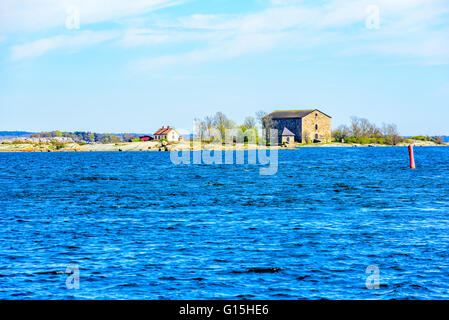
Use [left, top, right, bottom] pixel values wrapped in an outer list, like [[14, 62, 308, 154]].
[[1, 147, 449, 300]]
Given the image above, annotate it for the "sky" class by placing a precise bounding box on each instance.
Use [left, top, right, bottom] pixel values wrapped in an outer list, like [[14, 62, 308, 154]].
[[0, 0, 448, 136]]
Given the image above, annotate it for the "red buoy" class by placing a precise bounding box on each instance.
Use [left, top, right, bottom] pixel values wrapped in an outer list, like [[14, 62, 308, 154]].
[[409, 145, 416, 169]]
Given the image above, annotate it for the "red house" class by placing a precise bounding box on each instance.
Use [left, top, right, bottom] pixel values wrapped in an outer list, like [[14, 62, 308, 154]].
[[139, 136, 153, 141]]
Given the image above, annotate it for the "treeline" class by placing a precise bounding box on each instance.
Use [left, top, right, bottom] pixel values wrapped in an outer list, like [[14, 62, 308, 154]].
[[332, 117, 403, 145], [194, 111, 267, 141], [333, 117, 444, 145], [30, 131, 126, 144]]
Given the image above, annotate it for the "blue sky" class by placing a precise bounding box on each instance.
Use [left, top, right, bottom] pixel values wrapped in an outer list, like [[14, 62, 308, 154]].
[[0, 0, 448, 135]]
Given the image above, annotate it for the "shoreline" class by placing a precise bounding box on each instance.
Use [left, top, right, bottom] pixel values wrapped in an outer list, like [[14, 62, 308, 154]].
[[0, 140, 447, 152]]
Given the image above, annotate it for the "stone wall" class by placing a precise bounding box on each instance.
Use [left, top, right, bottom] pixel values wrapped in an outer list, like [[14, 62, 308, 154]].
[[301, 111, 332, 143]]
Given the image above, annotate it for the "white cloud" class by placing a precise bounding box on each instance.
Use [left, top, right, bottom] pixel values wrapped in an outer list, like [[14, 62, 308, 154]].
[[131, 0, 449, 70], [4, 0, 449, 66], [10, 31, 118, 61], [0, 0, 184, 32], [358, 29, 449, 65], [120, 28, 215, 47], [4, 0, 185, 61], [132, 31, 285, 71]]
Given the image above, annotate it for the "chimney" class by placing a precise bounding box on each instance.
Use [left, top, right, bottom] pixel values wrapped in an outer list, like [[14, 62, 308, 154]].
[[167, 125, 170, 129], [162, 126, 164, 129]]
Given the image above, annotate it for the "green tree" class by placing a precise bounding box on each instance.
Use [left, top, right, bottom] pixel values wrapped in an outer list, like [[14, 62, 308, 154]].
[[53, 130, 63, 137], [332, 125, 351, 142], [87, 132, 95, 143]]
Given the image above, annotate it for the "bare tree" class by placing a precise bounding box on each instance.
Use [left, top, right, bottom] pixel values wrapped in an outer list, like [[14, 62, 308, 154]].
[[194, 118, 207, 142], [381, 123, 402, 145], [256, 110, 273, 142], [350, 116, 362, 138], [350, 116, 382, 138], [204, 116, 214, 138], [243, 116, 256, 130], [358, 118, 372, 137], [255, 111, 267, 125]]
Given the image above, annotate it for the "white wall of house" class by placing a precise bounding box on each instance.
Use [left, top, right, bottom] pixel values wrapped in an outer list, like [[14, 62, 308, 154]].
[[167, 129, 179, 142]]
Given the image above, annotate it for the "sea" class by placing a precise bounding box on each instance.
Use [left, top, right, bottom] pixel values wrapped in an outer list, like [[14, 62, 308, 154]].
[[0, 147, 448, 299]]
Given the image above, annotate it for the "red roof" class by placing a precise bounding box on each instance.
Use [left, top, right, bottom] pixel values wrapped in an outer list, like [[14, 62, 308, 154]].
[[154, 126, 175, 135]]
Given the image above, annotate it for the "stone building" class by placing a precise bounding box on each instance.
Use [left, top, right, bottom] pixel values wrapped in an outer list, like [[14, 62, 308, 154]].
[[263, 109, 332, 144], [281, 127, 295, 145]]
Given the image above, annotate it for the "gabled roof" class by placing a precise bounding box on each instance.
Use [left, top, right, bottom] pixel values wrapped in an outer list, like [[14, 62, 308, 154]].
[[266, 109, 332, 119], [154, 126, 176, 135], [281, 127, 295, 136]]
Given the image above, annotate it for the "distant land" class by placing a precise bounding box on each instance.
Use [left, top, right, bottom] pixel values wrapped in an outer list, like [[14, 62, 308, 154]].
[[0, 131, 35, 138], [0, 131, 447, 142], [403, 136, 449, 143]]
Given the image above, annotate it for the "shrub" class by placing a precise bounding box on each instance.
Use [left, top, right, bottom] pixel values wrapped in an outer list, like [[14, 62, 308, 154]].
[[412, 136, 430, 141], [50, 141, 66, 150], [433, 136, 443, 144]]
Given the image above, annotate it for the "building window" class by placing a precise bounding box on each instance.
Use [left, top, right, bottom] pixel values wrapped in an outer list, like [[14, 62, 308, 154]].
[[315, 113, 318, 117], [315, 134, 318, 139], [315, 124, 318, 130]]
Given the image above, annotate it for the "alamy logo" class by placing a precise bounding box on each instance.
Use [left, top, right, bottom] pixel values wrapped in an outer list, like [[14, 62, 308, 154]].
[[66, 6, 80, 30], [170, 128, 279, 175], [365, 5, 380, 30], [65, 265, 80, 289], [365, 265, 380, 289]]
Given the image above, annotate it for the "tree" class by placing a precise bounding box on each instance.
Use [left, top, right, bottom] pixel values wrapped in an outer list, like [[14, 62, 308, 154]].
[[256, 110, 273, 143], [255, 110, 267, 123], [213, 112, 233, 139], [87, 132, 96, 143], [122, 133, 133, 142], [194, 118, 207, 142], [381, 123, 402, 145], [100, 133, 122, 144], [256, 110, 269, 128], [358, 118, 372, 137], [53, 130, 63, 137], [332, 125, 351, 142], [40, 131, 51, 138], [433, 136, 443, 144], [204, 116, 214, 138], [350, 117, 376, 138], [242, 116, 256, 130]]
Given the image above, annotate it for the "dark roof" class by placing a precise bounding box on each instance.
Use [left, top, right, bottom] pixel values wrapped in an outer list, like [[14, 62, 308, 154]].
[[281, 127, 295, 136], [265, 109, 332, 119]]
